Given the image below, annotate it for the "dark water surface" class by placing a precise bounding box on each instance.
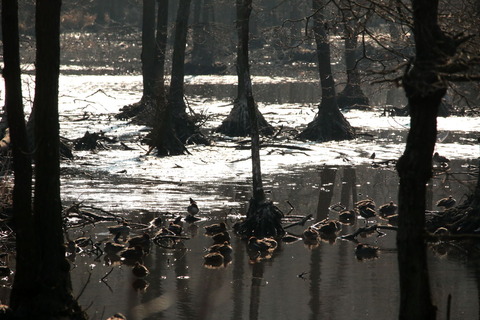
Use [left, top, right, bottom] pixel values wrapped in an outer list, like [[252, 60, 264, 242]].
[[67, 162, 478, 320]]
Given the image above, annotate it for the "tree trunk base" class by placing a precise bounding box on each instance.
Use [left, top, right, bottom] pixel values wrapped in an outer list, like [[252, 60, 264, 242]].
[[115, 98, 156, 126], [297, 104, 355, 142], [216, 99, 274, 137], [337, 84, 369, 109], [234, 199, 285, 238]]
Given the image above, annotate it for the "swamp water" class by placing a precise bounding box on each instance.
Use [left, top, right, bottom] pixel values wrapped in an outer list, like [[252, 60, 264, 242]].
[[1, 75, 480, 319]]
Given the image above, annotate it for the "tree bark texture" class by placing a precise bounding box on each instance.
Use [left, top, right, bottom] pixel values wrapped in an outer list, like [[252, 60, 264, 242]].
[[1, 0, 36, 313], [396, 0, 458, 319], [297, 0, 355, 142]]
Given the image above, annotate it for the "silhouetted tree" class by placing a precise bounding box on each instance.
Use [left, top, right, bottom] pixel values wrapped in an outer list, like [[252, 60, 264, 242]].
[[337, 0, 369, 109], [167, 0, 207, 145], [297, 0, 355, 142], [116, 0, 160, 123], [141, 0, 157, 102], [395, 0, 471, 318], [233, 0, 283, 239], [4, 1, 87, 318], [215, 0, 274, 137], [2, 1, 34, 316]]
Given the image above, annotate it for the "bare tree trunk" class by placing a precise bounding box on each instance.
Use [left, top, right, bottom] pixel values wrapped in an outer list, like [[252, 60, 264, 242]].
[[234, 0, 283, 239], [1, 0, 35, 313], [142, 0, 156, 99], [396, 0, 459, 318], [337, 3, 368, 109], [30, 1, 86, 317], [215, 0, 273, 137], [146, 0, 190, 156], [154, 0, 169, 108], [164, 0, 208, 146], [297, 0, 355, 142]]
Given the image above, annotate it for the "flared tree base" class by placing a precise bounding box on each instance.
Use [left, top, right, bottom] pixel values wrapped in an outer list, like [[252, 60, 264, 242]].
[[298, 104, 355, 142], [235, 199, 285, 238], [115, 98, 156, 126], [337, 84, 369, 109], [216, 100, 274, 137]]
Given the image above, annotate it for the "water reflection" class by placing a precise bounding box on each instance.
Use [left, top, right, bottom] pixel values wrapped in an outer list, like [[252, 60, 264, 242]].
[[66, 161, 479, 319], [249, 263, 264, 320], [316, 167, 336, 221]]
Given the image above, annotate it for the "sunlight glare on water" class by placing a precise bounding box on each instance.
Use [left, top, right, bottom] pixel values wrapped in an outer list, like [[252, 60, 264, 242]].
[[2, 75, 479, 319]]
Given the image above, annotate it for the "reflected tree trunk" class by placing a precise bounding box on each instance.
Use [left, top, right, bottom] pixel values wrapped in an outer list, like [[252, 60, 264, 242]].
[[340, 166, 357, 208], [174, 244, 196, 319], [297, 0, 355, 142], [316, 167, 337, 221], [231, 236, 245, 320], [308, 246, 321, 320], [215, 0, 273, 137], [249, 262, 264, 320]]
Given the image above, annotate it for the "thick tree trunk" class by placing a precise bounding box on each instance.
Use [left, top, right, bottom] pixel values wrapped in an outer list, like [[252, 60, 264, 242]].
[[146, 0, 190, 156], [29, 1, 86, 318], [147, 0, 208, 156], [298, 0, 355, 142], [396, 0, 458, 318], [168, 0, 198, 143], [154, 0, 169, 109], [116, 0, 158, 124], [1, 1, 36, 313], [215, 0, 273, 137]]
